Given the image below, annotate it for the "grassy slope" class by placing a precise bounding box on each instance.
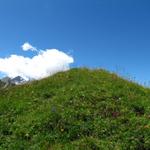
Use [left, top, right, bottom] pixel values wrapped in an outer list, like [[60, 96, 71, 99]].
[[0, 68, 150, 150]]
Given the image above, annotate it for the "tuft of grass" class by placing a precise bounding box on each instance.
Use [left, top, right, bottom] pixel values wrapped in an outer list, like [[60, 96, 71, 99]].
[[0, 68, 150, 149]]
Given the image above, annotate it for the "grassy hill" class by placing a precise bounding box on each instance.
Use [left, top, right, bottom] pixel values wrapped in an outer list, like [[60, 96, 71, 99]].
[[0, 68, 150, 150]]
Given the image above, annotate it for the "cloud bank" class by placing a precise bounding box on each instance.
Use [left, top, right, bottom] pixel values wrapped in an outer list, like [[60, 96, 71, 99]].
[[0, 43, 74, 80]]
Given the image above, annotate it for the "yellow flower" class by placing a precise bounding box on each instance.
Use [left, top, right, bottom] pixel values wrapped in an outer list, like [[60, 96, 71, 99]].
[[144, 125, 150, 129], [60, 128, 64, 132]]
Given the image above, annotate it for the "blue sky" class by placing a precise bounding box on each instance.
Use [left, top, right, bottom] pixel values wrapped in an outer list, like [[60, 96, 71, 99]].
[[0, 0, 150, 84]]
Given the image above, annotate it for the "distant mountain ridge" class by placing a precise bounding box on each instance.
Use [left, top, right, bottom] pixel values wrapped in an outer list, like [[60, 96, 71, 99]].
[[11, 76, 26, 85], [0, 76, 27, 88]]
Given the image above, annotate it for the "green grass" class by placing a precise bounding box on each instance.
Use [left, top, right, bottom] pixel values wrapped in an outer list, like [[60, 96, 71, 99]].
[[0, 68, 150, 150]]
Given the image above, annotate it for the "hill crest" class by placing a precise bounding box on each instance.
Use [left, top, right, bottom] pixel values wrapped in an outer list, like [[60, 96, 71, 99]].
[[0, 68, 150, 149]]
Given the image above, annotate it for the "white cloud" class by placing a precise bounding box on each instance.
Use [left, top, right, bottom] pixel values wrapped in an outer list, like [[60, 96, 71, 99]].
[[0, 48, 74, 80], [22, 42, 37, 51]]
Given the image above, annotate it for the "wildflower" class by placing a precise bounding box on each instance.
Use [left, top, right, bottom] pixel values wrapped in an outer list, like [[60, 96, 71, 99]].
[[60, 128, 64, 132]]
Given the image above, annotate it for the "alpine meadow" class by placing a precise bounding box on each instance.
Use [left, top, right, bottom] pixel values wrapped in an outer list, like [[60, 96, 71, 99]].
[[0, 68, 150, 149], [0, 0, 150, 149]]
